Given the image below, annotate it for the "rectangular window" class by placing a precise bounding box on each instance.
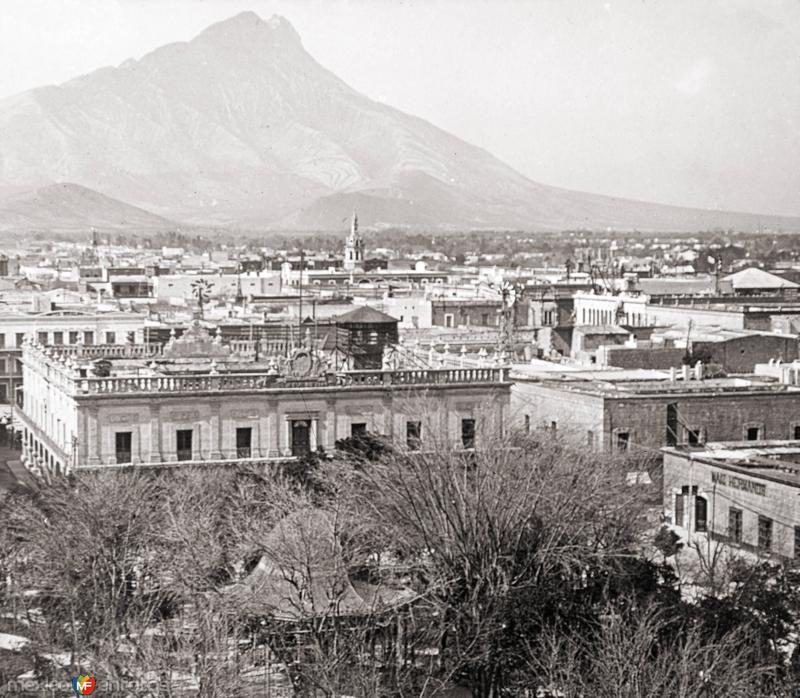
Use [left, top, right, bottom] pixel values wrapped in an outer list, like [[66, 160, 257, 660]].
[[84, 331, 94, 346], [105, 331, 116, 344], [524, 414, 531, 434], [481, 313, 489, 326], [794, 425, 800, 440], [758, 515, 772, 552], [587, 430, 595, 448], [52, 331, 63, 345], [461, 418, 476, 449], [795, 526, 800, 560], [0, 334, 4, 348], [0, 359, 5, 374], [0, 384, 7, 404], [444, 313, 454, 328], [351, 422, 367, 439], [115, 431, 132, 464], [728, 508, 742, 543], [176, 429, 193, 461], [746, 426, 761, 441], [15, 333, 24, 348], [37, 332, 47, 344], [236, 427, 252, 458], [616, 431, 630, 451], [406, 421, 422, 450], [69, 331, 79, 344]]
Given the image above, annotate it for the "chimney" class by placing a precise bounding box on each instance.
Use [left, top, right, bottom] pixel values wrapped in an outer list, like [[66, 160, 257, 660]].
[[682, 363, 691, 381], [695, 360, 704, 381]]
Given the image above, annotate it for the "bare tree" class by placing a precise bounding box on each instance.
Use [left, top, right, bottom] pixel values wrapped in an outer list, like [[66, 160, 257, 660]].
[[346, 418, 652, 697], [522, 604, 776, 697]]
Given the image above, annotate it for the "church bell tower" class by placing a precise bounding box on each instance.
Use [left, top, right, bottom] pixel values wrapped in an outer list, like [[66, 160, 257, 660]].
[[343, 211, 364, 271]]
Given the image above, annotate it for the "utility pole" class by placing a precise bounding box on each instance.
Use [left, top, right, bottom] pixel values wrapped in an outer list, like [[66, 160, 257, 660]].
[[298, 248, 304, 347]]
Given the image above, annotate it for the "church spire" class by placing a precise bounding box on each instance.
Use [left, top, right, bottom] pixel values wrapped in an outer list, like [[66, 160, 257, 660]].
[[343, 210, 364, 271]]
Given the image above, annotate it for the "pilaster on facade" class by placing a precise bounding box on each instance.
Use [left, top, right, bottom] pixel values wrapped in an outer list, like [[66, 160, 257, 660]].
[[87, 407, 101, 466], [208, 402, 223, 459], [149, 404, 163, 463], [267, 400, 280, 458], [324, 398, 337, 450]]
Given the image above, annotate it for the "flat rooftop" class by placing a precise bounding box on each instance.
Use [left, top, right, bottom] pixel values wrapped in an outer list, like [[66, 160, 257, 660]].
[[665, 441, 800, 488], [511, 365, 667, 380], [523, 372, 799, 398]]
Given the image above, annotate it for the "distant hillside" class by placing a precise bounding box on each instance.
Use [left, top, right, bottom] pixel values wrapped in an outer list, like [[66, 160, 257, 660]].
[[0, 11, 798, 232], [0, 183, 177, 233]]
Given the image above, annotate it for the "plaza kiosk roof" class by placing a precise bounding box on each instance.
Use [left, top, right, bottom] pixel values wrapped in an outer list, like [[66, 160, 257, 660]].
[[722, 267, 800, 290], [226, 509, 413, 621]]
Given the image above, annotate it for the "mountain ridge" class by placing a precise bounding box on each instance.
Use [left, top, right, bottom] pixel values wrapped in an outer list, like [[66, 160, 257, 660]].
[[0, 11, 797, 233], [0, 183, 178, 234]]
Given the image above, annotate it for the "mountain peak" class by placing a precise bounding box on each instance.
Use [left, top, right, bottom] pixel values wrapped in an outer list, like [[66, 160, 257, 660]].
[[198, 11, 302, 47], [0, 13, 797, 233]]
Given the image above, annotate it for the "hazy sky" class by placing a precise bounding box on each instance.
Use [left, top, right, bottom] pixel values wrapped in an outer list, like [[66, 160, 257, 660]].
[[2, 0, 799, 215]]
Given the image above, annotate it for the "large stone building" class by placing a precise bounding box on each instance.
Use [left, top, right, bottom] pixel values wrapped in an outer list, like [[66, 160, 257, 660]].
[[574, 291, 800, 332], [663, 442, 800, 560], [0, 306, 147, 414], [17, 323, 510, 476]]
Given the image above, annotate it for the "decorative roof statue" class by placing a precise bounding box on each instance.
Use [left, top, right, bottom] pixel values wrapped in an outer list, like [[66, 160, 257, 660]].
[[163, 319, 231, 359]]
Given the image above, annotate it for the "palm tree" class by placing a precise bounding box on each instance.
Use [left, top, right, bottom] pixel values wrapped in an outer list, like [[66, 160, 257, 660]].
[[191, 278, 214, 318]]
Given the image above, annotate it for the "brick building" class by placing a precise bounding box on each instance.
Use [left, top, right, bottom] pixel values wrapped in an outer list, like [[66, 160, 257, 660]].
[[595, 330, 798, 372], [512, 368, 800, 452]]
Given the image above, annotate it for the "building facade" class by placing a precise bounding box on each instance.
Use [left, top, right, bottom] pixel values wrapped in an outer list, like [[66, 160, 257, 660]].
[[18, 335, 510, 476], [512, 370, 800, 452], [663, 443, 800, 560], [0, 308, 147, 415], [574, 291, 800, 332]]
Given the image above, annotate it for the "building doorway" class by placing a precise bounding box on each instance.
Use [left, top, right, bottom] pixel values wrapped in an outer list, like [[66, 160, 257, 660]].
[[176, 429, 193, 461], [115, 431, 132, 464], [694, 496, 707, 532], [236, 427, 252, 458], [291, 420, 311, 457]]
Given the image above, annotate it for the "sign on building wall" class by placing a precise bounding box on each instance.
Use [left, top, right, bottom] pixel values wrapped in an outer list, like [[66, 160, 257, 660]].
[[711, 470, 767, 496]]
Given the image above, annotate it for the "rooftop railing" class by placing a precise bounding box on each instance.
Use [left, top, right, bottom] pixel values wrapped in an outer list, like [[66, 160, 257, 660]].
[[55, 343, 165, 358], [71, 366, 509, 396]]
